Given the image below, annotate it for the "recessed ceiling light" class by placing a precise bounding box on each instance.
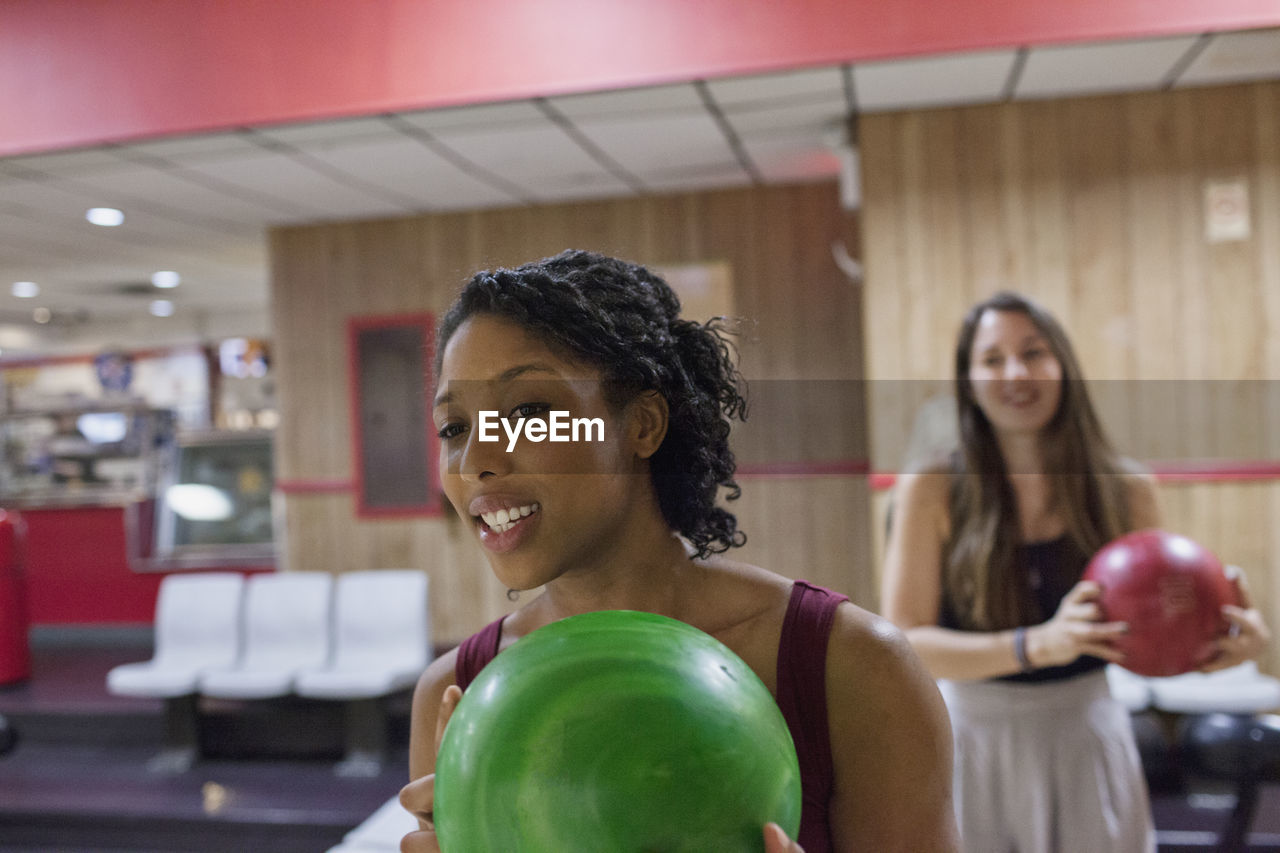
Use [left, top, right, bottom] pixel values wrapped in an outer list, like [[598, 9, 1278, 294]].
[[12, 281, 40, 298], [149, 299, 175, 318], [32, 307, 52, 324], [151, 270, 181, 289], [86, 207, 124, 227]]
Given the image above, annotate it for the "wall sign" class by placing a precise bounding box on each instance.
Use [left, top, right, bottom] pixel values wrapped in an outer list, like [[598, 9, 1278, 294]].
[[1204, 178, 1251, 243]]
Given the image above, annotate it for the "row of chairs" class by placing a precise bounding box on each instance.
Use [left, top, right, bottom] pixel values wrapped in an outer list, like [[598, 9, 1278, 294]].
[[1105, 663, 1280, 848], [1104, 661, 1280, 715], [107, 569, 431, 774]]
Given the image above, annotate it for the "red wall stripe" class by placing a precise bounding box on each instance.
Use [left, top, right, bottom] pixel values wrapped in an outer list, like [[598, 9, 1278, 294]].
[[3, 0, 1279, 157], [274, 460, 1280, 490], [274, 479, 354, 495], [864, 462, 1280, 491], [1148, 460, 1280, 483], [737, 459, 870, 478]]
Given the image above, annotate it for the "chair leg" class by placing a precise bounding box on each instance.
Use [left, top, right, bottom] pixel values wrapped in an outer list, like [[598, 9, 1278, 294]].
[[1218, 773, 1259, 853], [335, 697, 387, 778], [146, 694, 200, 774]]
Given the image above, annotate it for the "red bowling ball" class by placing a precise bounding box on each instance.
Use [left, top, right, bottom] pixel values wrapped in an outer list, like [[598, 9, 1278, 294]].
[[1083, 529, 1239, 677]]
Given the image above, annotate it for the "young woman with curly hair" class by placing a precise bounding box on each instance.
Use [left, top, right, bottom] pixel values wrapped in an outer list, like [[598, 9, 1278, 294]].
[[399, 250, 957, 852]]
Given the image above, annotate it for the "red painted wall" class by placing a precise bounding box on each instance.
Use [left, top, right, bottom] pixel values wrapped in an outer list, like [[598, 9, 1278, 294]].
[[21, 507, 164, 624], [3, 0, 1279, 157], [18, 506, 271, 626]]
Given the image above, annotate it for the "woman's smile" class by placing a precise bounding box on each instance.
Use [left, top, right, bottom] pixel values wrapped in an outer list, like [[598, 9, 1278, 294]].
[[468, 493, 543, 552]]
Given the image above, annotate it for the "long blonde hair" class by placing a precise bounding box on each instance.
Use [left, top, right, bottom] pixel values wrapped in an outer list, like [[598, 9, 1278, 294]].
[[945, 292, 1133, 630]]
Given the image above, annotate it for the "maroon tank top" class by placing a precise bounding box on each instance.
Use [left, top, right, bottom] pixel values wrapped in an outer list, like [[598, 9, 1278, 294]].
[[454, 580, 848, 852]]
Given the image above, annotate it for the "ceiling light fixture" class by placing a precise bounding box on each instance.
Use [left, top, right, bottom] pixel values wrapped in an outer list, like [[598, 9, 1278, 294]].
[[824, 115, 861, 211], [151, 270, 181, 289], [32, 307, 52, 324], [149, 299, 175, 318], [86, 207, 125, 227], [12, 281, 40, 298]]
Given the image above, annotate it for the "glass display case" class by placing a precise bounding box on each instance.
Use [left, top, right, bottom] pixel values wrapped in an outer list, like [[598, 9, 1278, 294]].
[[0, 405, 176, 505], [134, 430, 276, 569]]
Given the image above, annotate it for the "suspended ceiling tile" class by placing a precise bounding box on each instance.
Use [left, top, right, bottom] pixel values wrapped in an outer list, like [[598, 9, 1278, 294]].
[[0, 169, 146, 220], [706, 66, 846, 107], [1016, 35, 1201, 98], [854, 49, 1018, 112], [80, 204, 252, 248], [721, 94, 850, 136], [0, 226, 254, 306], [120, 132, 263, 162], [0, 243, 65, 271], [294, 136, 524, 211], [0, 186, 104, 225], [66, 165, 308, 226], [426, 124, 620, 189], [395, 100, 549, 132], [0, 204, 170, 261], [179, 151, 418, 221], [521, 175, 642, 205], [0, 147, 131, 177], [253, 116, 400, 147], [548, 83, 704, 119], [0, 233, 115, 268], [0, 247, 108, 283], [641, 163, 754, 194], [1177, 28, 1280, 87], [739, 133, 842, 183], [571, 113, 735, 176]]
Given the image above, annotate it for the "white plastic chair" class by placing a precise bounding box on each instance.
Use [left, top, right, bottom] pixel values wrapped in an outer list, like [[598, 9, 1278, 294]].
[[295, 569, 431, 775], [326, 794, 420, 853], [1106, 663, 1154, 712], [1149, 661, 1280, 715], [107, 572, 246, 698], [199, 572, 334, 699], [295, 570, 431, 700], [106, 571, 246, 772]]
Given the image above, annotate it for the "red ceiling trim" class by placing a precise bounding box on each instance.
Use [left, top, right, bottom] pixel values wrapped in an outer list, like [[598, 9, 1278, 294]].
[[3, 0, 1279, 158]]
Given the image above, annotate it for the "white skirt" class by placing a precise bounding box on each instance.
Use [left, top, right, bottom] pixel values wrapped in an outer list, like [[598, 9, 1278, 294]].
[[938, 670, 1155, 853]]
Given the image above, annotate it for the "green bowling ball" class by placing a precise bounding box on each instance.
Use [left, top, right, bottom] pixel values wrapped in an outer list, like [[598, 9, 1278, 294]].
[[434, 610, 802, 852]]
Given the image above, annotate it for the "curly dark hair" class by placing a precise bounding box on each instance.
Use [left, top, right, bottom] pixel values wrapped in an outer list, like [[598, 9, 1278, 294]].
[[436, 249, 748, 557]]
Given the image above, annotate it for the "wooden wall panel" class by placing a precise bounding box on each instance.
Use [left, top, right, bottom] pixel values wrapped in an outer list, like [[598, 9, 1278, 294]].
[[270, 183, 866, 646], [862, 81, 1280, 676], [732, 477, 875, 608]]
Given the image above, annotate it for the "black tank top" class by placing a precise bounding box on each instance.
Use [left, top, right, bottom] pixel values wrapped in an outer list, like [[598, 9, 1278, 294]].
[[942, 535, 1106, 684]]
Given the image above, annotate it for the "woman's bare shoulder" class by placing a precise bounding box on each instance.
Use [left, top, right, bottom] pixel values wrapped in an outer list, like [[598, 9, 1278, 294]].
[[695, 553, 799, 600], [898, 457, 955, 497], [1118, 462, 1161, 530], [828, 600, 929, 683], [824, 601, 958, 848], [891, 460, 954, 542]]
